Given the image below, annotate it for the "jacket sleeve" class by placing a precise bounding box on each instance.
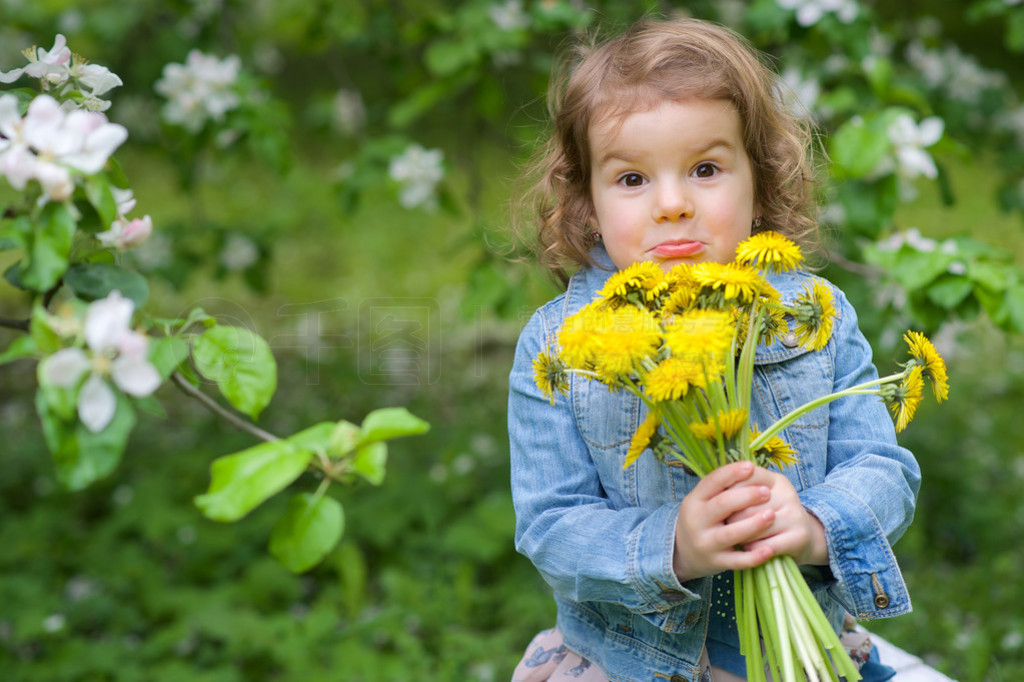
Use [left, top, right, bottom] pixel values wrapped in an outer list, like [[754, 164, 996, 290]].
[[798, 286, 922, 620], [509, 306, 700, 622]]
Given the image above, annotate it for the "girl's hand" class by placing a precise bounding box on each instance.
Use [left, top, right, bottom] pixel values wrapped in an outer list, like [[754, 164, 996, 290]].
[[727, 465, 829, 568], [673, 461, 776, 581]]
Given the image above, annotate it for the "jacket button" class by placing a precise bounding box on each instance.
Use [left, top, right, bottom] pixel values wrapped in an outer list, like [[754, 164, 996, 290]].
[[874, 594, 890, 608], [781, 331, 799, 348], [670, 675, 688, 682], [684, 611, 700, 626]]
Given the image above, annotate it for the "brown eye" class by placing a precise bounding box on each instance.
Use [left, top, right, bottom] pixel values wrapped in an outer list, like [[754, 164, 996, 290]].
[[620, 173, 645, 187], [694, 163, 716, 178]]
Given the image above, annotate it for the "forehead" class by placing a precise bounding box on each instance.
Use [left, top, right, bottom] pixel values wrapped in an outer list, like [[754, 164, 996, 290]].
[[588, 97, 744, 154]]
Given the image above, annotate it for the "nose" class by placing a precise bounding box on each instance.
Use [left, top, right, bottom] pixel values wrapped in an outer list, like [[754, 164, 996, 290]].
[[653, 179, 692, 223]]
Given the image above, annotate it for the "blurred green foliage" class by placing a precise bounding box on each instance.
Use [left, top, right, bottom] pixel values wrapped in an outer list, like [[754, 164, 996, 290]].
[[3, 0, 1024, 680]]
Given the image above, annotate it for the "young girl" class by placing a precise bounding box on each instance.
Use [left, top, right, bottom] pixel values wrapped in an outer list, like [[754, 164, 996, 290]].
[[508, 16, 919, 682]]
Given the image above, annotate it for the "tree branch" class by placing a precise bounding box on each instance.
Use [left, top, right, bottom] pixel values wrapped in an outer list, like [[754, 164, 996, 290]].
[[170, 370, 279, 443], [0, 316, 30, 332]]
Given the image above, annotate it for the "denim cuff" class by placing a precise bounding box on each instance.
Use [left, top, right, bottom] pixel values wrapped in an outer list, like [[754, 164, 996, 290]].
[[626, 501, 702, 615], [801, 484, 912, 620]]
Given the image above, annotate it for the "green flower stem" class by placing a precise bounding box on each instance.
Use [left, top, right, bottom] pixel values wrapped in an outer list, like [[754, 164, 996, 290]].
[[749, 369, 907, 451], [770, 558, 827, 682], [758, 560, 797, 682], [782, 560, 862, 681]]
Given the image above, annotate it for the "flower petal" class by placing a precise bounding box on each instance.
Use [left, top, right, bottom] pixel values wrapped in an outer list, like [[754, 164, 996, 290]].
[[111, 354, 162, 397], [41, 348, 92, 387], [78, 373, 116, 433], [84, 291, 134, 352]]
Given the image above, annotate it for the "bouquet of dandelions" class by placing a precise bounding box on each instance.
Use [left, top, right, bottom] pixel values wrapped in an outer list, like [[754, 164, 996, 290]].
[[533, 231, 949, 682]]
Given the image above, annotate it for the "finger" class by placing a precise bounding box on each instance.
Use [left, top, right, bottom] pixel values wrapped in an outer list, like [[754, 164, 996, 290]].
[[693, 461, 756, 502], [714, 508, 775, 549]]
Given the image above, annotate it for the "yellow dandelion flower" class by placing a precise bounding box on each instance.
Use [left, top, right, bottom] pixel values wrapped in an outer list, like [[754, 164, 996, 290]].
[[558, 303, 605, 368], [888, 365, 924, 433], [590, 306, 662, 380], [660, 285, 698, 317], [643, 356, 706, 402], [597, 261, 670, 309], [663, 309, 734, 361], [624, 411, 660, 469], [750, 430, 798, 469], [735, 231, 804, 273], [533, 350, 569, 404], [689, 409, 749, 441], [792, 279, 836, 351], [691, 262, 767, 306], [904, 331, 949, 402]]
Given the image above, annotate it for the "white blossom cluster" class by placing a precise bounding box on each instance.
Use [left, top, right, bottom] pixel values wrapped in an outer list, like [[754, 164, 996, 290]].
[[776, 0, 858, 27], [154, 50, 242, 133], [0, 93, 127, 203], [41, 292, 161, 433], [489, 0, 530, 31], [388, 144, 445, 211], [905, 41, 1008, 104], [0, 34, 122, 112]]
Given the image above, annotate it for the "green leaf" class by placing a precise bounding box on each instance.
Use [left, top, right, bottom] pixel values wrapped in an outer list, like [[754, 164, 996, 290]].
[[192, 325, 277, 419], [327, 420, 361, 458], [23, 203, 76, 292], [269, 493, 345, 573], [29, 303, 62, 355], [830, 117, 890, 179], [194, 438, 313, 523], [0, 335, 37, 365], [83, 173, 118, 231], [424, 39, 477, 77], [149, 336, 190, 381], [64, 262, 149, 307], [359, 407, 430, 444], [925, 275, 973, 309], [36, 389, 135, 491], [352, 441, 387, 486]]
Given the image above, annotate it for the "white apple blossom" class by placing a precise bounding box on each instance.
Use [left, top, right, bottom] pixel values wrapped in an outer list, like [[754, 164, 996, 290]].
[[97, 215, 153, 251], [154, 50, 242, 133], [0, 35, 122, 111], [388, 144, 445, 211], [0, 35, 71, 85], [888, 114, 944, 180], [776, 0, 858, 27], [0, 93, 127, 202], [40, 291, 161, 433]]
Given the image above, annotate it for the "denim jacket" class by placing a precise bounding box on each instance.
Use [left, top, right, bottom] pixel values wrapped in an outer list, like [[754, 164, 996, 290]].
[[509, 245, 921, 682]]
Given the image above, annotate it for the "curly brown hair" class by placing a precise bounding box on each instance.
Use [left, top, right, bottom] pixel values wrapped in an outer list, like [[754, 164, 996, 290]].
[[519, 16, 821, 286]]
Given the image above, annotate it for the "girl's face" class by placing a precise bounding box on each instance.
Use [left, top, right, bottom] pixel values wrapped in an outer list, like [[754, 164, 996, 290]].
[[588, 98, 756, 271]]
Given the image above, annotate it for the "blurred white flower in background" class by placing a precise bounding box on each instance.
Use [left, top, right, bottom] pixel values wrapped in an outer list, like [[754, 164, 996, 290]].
[[905, 41, 1007, 104], [780, 67, 820, 118], [489, 0, 529, 31], [776, 0, 858, 27], [332, 89, 365, 136], [154, 50, 241, 132], [388, 144, 445, 211], [887, 114, 944, 180], [40, 291, 161, 433], [220, 233, 260, 271]]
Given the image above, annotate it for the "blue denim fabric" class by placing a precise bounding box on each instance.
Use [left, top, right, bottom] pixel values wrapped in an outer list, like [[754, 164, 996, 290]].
[[508, 244, 921, 682]]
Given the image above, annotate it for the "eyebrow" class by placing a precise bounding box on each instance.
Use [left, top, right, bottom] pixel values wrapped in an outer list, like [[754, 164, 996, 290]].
[[595, 139, 740, 166]]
